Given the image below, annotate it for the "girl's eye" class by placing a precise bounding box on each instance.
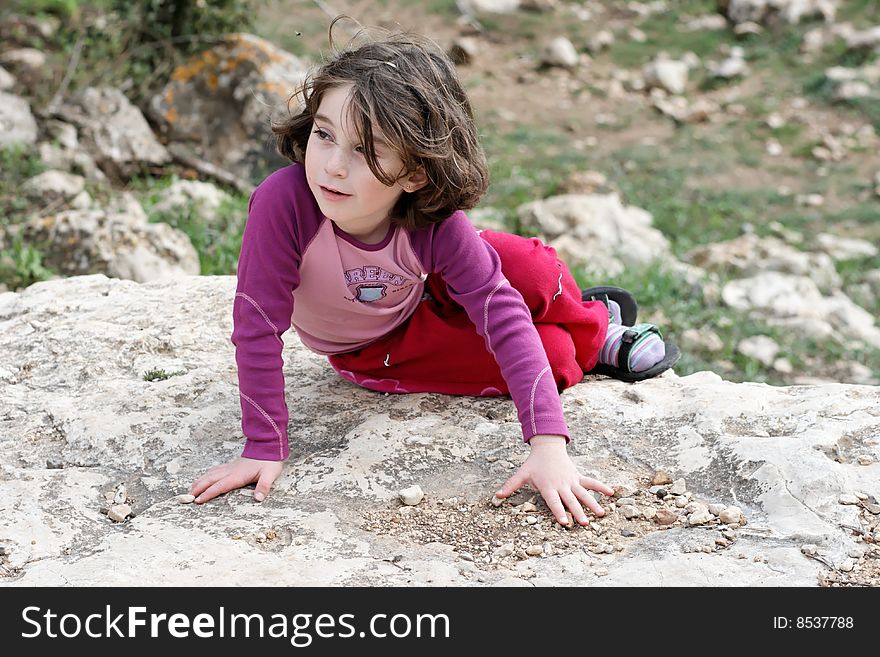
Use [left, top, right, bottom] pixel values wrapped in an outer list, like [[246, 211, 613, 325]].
[[313, 128, 330, 140], [354, 145, 365, 154]]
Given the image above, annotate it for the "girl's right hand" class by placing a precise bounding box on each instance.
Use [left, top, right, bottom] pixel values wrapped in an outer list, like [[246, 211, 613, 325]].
[[189, 457, 284, 504]]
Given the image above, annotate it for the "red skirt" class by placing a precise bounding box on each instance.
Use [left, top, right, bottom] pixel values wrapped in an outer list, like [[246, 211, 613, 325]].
[[328, 230, 609, 396]]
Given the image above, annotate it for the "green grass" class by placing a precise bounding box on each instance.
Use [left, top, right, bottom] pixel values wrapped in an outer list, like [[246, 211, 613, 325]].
[[137, 176, 249, 276], [143, 368, 186, 382]]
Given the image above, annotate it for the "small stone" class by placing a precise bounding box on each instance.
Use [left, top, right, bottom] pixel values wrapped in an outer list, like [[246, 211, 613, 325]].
[[46, 459, 63, 469], [715, 537, 729, 547], [838, 559, 855, 572], [649, 485, 666, 495], [165, 460, 181, 475], [719, 507, 743, 524], [526, 545, 544, 556], [721, 528, 736, 541], [654, 509, 677, 525], [107, 504, 132, 522], [459, 551, 475, 562], [620, 505, 640, 519], [595, 568, 608, 577], [542, 542, 554, 556], [616, 497, 636, 507], [113, 485, 127, 505], [526, 516, 538, 525], [688, 509, 713, 526], [651, 471, 673, 486], [700, 545, 713, 553], [265, 530, 277, 540], [686, 502, 708, 515], [708, 504, 726, 516], [398, 505, 413, 516], [0, 546, 8, 556], [620, 528, 636, 537], [753, 554, 766, 563], [801, 544, 818, 556], [675, 496, 688, 508], [669, 478, 687, 495], [255, 532, 266, 542], [176, 494, 195, 504], [847, 547, 865, 559], [494, 543, 514, 558], [490, 495, 504, 507], [839, 494, 861, 505], [521, 502, 537, 512], [857, 455, 874, 465], [863, 503, 880, 515], [643, 508, 656, 520], [854, 492, 869, 501], [398, 485, 424, 506], [238, 488, 253, 497]]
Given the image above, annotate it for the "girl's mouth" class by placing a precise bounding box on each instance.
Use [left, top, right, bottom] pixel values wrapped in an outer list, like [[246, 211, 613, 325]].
[[320, 186, 351, 201]]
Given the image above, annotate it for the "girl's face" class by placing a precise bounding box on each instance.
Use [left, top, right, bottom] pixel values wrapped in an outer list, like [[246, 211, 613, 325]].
[[304, 83, 421, 243]]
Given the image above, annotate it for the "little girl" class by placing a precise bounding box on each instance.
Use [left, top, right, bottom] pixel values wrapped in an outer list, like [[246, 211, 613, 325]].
[[190, 22, 679, 527]]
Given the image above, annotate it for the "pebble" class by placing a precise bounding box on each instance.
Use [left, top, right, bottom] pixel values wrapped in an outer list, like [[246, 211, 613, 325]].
[[617, 497, 636, 507], [651, 471, 673, 486], [838, 494, 861, 505], [715, 537, 729, 547], [857, 454, 874, 465], [490, 495, 504, 508], [654, 509, 677, 525], [398, 485, 424, 506], [708, 504, 726, 516], [175, 494, 195, 504], [863, 503, 880, 515], [255, 532, 266, 542], [688, 509, 713, 526], [521, 502, 537, 512], [669, 478, 687, 495], [165, 460, 181, 475], [398, 506, 413, 516], [46, 459, 63, 469], [700, 545, 714, 553], [494, 543, 514, 558], [595, 568, 608, 577], [0, 546, 7, 556], [801, 544, 818, 556], [526, 545, 544, 556], [620, 528, 636, 537], [113, 485, 127, 505], [847, 547, 865, 559], [459, 551, 474, 562], [649, 486, 666, 496], [721, 528, 737, 541], [526, 516, 538, 525], [643, 507, 656, 520], [838, 559, 855, 572], [674, 496, 689, 508], [620, 505, 640, 519], [107, 504, 131, 522], [753, 554, 767, 563], [854, 491, 869, 501], [238, 488, 253, 497], [719, 507, 743, 524], [686, 502, 707, 515], [542, 542, 554, 557]]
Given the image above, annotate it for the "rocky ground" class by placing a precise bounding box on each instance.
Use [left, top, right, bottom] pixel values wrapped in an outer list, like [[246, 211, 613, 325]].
[[0, 274, 877, 586]]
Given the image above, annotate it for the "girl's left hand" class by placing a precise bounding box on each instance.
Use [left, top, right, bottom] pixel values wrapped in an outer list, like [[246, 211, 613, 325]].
[[495, 434, 614, 526]]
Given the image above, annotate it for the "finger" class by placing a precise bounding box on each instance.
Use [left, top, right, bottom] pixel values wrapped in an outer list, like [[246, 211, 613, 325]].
[[496, 469, 528, 498], [559, 489, 589, 526], [539, 488, 567, 526], [579, 476, 615, 497], [573, 484, 603, 521], [195, 474, 248, 504], [190, 470, 226, 498], [190, 463, 229, 493], [576, 482, 606, 517], [253, 469, 279, 502]]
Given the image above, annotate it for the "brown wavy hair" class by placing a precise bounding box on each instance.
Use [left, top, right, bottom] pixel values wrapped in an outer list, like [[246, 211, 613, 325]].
[[272, 17, 489, 230]]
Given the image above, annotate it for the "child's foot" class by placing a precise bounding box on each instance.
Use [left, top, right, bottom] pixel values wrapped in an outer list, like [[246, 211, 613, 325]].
[[582, 286, 638, 325], [599, 323, 666, 372], [590, 323, 681, 382]]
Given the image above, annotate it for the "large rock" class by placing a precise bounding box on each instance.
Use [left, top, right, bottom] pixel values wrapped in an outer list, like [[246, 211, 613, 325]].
[[685, 234, 841, 291], [23, 195, 199, 283], [149, 34, 308, 182], [1, 274, 877, 585], [718, 0, 837, 25], [517, 194, 671, 275], [0, 91, 38, 148], [60, 87, 171, 179], [722, 272, 880, 348]]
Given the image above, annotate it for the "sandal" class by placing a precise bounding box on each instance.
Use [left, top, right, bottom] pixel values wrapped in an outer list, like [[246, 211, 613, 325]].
[[589, 322, 681, 382], [581, 286, 638, 326]]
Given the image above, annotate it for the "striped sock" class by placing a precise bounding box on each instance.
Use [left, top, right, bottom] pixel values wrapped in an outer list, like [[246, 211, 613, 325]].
[[599, 323, 666, 372]]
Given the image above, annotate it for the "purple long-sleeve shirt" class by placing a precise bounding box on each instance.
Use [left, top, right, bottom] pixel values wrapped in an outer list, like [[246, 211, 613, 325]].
[[233, 165, 568, 460]]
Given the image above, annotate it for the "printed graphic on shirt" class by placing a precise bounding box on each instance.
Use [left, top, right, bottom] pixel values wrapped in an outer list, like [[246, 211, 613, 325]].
[[344, 265, 411, 303]]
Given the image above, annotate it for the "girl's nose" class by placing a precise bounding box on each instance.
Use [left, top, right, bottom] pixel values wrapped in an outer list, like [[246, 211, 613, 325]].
[[325, 147, 347, 177]]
